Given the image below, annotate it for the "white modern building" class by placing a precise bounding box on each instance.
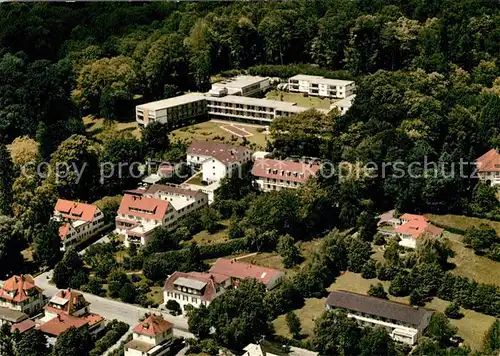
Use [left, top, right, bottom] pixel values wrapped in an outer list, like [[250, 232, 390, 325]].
[[208, 76, 270, 97], [476, 149, 500, 186], [135, 93, 207, 128], [117, 185, 208, 247], [330, 94, 356, 115], [125, 315, 173, 356], [251, 158, 321, 192], [53, 200, 106, 251], [243, 342, 318, 356], [187, 141, 253, 184], [325, 290, 433, 345], [288, 74, 355, 99]]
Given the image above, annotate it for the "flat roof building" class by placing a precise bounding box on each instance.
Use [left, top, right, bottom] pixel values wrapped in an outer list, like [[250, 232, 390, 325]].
[[209, 76, 270, 97], [330, 94, 356, 115], [289, 74, 355, 99]]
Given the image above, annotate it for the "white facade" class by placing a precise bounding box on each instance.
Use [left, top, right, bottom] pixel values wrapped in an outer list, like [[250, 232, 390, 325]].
[[330, 94, 356, 115], [288, 74, 355, 99], [136, 93, 207, 128], [202, 157, 231, 183], [478, 171, 500, 186], [209, 76, 270, 97]]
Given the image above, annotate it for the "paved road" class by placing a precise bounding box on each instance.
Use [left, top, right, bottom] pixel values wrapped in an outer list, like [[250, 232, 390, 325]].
[[35, 271, 193, 338]]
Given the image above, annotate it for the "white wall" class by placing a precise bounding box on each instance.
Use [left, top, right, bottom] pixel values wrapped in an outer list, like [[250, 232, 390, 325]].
[[202, 159, 227, 183]]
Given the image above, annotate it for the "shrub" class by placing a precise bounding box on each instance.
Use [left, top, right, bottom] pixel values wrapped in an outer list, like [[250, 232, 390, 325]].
[[166, 299, 182, 315], [373, 233, 386, 245], [445, 301, 463, 319], [89, 320, 129, 356]]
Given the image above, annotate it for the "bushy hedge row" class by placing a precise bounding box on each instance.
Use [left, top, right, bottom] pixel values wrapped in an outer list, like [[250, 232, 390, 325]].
[[89, 320, 129, 356], [247, 64, 354, 80], [198, 238, 247, 259]]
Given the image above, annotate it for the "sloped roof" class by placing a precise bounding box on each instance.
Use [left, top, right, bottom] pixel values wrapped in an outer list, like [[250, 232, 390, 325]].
[[44, 289, 89, 316], [0, 275, 42, 303], [11, 319, 36, 334], [146, 184, 201, 198], [209, 258, 284, 287], [476, 149, 500, 172], [39, 313, 88, 336], [117, 194, 169, 221], [395, 214, 443, 239], [251, 158, 320, 183], [164, 271, 227, 302], [325, 290, 433, 327], [54, 199, 98, 222], [133, 315, 173, 337], [58, 223, 71, 240], [188, 141, 251, 165]]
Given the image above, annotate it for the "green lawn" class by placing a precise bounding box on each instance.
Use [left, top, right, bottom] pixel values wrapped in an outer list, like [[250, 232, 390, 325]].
[[83, 115, 140, 139], [266, 89, 334, 109], [425, 298, 496, 351], [427, 214, 500, 235], [445, 231, 500, 286], [187, 220, 231, 246], [170, 120, 268, 150]]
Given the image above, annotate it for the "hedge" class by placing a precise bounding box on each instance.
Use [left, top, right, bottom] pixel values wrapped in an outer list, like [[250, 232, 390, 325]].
[[198, 238, 247, 259], [247, 64, 354, 80], [89, 320, 129, 356]]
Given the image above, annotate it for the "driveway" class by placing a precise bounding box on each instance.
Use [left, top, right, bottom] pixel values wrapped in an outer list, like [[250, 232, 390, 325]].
[[34, 271, 193, 337]]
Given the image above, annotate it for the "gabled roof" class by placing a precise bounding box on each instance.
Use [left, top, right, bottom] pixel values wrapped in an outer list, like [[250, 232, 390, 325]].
[[209, 258, 284, 287], [133, 314, 173, 337], [117, 194, 170, 221], [476, 149, 500, 172], [164, 271, 227, 302], [11, 319, 36, 334], [251, 158, 320, 184], [188, 141, 251, 165], [326, 290, 433, 327], [0, 275, 42, 303], [395, 214, 443, 239], [44, 289, 89, 316], [58, 223, 72, 241], [38, 313, 88, 336], [54, 199, 98, 222], [146, 184, 201, 198]]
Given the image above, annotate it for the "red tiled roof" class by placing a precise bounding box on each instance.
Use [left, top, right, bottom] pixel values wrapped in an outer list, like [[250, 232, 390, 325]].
[[395, 214, 443, 239], [44, 289, 89, 316], [188, 141, 251, 165], [117, 194, 169, 221], [81, 313, 103, 326], [209, 258, 284, 287], [39, 313, 88, 336], [0, 275, 42, 303], [251, 158, 320, 184], [58, 223, 71, 240], [133, 315, 173, 337], [164, 271, 224, 302], [11, 319, 36, 334], [476, 149, 500, 172], [55, 199, 98, 222], [146, 184, 201, 198]]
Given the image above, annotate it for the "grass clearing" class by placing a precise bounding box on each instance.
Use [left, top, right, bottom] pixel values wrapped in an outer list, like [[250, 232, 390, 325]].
[[184, 172, 204, 186], [147, 286, 164, 305], [444, 232, 500, 286], [427, 214, 500, 235], [273, 297, 325, 339], [170, 120, 268, 150], [188, 220, 230, 246], [266, 90, 334, 109], [83, 116, 140, 140], [425, 298, 495, 351]]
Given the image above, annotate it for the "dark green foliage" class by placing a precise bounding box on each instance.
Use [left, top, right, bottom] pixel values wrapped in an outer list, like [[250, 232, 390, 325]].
[[33, 221, 62, 267], [483, 319, 500, 355], [357, 210, 378, 242], [444, 301, 463, 319], [51, 326, 94, 356], [425, 313, 458, 347], [409, 288, 426, 306], [286, 311, 302, 339], [360, 328, 396, 356], [389, 271, 411, 297], [144, 227, 180, 255], [383, 240, 400, 266], [227, 220, 244, 240], [53, 247, 88, 289], [166, 300, 182, 315], [82, 277, 105, 297], [89, 321, 129, 356], [16, 329, 48, 356], [277, 234, 302, 268], [368, 283, 388, 299], [313, 310, 362, 356], [361, 259, 377, 279], [463, 224, 498, 254], [83, 243, 117, 278], [0, 217, 24, 278], [346, 236, 372, 273], [0, 144, 13, 216], [200, 207, 220, 234], [373, 233, 386, 245], [376, 263, 399, 281], [141, 122, 170, 159], [108, 270, 129, 298], [264, 280, 304, 318], [119, 282, 137, 303], [187, 304, 211, 339]]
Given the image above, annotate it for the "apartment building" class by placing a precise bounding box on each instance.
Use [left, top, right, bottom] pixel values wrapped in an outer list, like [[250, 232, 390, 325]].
[[476, 149, 500, 186], [53, 199, 106, 251], [325, 290, 434, 345], [125, 315, 173, 356], [330, 94, 356, 115], [38, 289, 105, 340], [206, 95, 316, 125], [0, 275, 44, 316], [135, 93, 206, 128], [117, 184, 208, 247], [163, 271, 231, 312], [187, 141, 253, 183], [208, 76, 270, 97], [252, 158, 321, 192], [288, 74, 355, 99]]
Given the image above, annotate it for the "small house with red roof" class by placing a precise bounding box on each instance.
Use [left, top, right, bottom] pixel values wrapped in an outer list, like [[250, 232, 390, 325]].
[[476, 149, 500, 186], [125, 314, 173, 356], [0, 274, 44, 316], [252, 158, 321, 191], [38, 289, 104, 340], [163, 271, 231, 313], [53, 199, 106, 251]]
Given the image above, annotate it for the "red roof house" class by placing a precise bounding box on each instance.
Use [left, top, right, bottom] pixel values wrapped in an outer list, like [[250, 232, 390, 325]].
[[394, 214, 444, 248], [476, 149, 500, 186], [0, 275, 44, 315]]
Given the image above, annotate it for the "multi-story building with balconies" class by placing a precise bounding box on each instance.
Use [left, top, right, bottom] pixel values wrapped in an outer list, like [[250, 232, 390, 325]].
[[325, 290, 434, 345], [288, 74, 355, 99], [251, 158, 321, 192]]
